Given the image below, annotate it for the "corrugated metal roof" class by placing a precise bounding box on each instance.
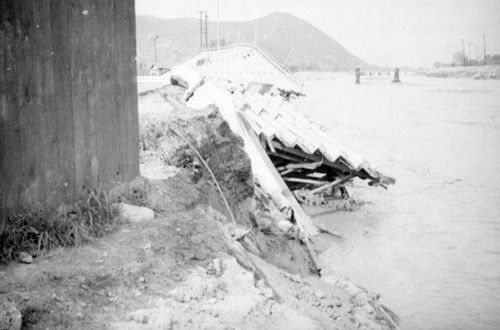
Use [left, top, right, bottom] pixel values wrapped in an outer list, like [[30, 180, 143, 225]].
[[184, 44, 303, 93], [185, 46, 393, 184], [227, 84, 370, 171]]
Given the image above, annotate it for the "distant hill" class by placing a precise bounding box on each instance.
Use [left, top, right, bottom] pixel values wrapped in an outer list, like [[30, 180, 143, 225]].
[[136, 12, 368, 72]]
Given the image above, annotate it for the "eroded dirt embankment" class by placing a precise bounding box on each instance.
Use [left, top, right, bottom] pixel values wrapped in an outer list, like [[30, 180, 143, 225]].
[[0, 84, 397, 330]]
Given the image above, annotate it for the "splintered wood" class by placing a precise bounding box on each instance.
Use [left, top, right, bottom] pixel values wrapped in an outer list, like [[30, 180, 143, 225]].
[[263, 138, 356, 206]]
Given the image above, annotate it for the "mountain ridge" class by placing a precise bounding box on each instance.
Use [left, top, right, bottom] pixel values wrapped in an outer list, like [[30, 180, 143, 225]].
[[136, 12, 370, 72]]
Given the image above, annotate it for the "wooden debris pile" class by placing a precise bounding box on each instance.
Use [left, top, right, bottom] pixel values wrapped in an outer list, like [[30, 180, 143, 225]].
[[228, 83, 396, 211], [260, 135, 392, 206]]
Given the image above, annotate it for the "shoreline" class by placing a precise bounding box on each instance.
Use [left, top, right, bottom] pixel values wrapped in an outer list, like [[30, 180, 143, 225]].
[[415, 65, 500, 80]]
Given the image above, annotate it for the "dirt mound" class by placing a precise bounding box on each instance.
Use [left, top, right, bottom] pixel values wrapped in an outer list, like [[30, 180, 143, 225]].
[[140, 103, 315, 276], [141, 108, 253, 213]]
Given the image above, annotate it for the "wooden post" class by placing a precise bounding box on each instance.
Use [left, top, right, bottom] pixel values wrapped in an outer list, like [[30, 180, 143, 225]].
[[355, 68, 360, 84], [392, 68, 401, 83], [0, 0, 139, 213]]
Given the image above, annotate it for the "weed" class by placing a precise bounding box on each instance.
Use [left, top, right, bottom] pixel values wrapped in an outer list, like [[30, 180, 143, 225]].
[[0, 189, 122, 264]]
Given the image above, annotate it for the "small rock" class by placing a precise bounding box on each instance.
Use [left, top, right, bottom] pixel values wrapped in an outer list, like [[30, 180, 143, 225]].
[[75, 312, 84, 319], [232, 227, 249, 240], [277, 220, 293, 233], [116, 203, 154, 222], [208, 298, 217, 304], [18, 252, 33, 264], [212, 258, 222, 276], [138, 277, 146, 283]]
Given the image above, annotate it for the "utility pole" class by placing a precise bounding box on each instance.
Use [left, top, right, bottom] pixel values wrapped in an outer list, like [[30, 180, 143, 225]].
[[204, 11, 208, 48], [153, 35, 158, 66], [476, 45, 478, 64], [468, 42, 471, 66], [461, 39, 466, 66], [217, 0, 220, 49], [199, 11, 204, 51], [483, 33, 487, 65]]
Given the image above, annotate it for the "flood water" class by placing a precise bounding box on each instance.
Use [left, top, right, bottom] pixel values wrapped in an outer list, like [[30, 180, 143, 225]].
[[294, 73, 500, 330]]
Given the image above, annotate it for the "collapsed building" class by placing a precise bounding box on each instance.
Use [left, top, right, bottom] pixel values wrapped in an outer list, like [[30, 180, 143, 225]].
[[166, 44, 395, 251]]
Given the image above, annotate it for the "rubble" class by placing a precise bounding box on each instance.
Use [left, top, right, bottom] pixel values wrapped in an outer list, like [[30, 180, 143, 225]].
[[162, 45, 395, 275], [0, 45, 399, 330]]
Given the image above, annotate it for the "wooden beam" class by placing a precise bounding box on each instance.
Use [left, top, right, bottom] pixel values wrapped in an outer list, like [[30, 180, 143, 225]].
[[310, 175, 354, 195], [238, 113, 318, 238], [271, 141, 353, 174], [279, 168, 296, 176], [265, 136, 276, 153], [268, 151, 304, 164], [284, 177, 330, 186], [277, 160, 323, 172]]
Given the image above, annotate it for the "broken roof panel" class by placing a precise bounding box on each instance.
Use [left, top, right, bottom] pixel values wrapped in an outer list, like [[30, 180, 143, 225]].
[[181, 47, 394, 185], [184, 44, 303, 93]]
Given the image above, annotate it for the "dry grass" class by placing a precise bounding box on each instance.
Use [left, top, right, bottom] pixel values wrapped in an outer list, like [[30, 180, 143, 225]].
[[0, 189, 123, 264]]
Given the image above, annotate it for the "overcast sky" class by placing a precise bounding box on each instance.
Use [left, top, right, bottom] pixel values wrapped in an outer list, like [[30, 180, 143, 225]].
[[136, 0, 500, 68]]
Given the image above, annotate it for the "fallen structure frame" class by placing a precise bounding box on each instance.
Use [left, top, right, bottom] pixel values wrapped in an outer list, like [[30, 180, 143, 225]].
[[167, 44, 395, 271]]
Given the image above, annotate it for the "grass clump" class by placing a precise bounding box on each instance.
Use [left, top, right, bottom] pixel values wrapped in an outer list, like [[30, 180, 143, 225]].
[[0, 189, 122, 264]]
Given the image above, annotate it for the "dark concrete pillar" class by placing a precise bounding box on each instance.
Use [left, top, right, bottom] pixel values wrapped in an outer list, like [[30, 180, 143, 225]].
[[392, 68, 401, 83]]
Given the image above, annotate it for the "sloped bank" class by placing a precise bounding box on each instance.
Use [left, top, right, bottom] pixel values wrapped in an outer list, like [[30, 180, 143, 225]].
[[0, 84, 398, 330], [136, 85, 400, 329]]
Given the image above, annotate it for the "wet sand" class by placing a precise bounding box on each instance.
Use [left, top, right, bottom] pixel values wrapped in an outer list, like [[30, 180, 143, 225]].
[[294, 73, 500, 330]]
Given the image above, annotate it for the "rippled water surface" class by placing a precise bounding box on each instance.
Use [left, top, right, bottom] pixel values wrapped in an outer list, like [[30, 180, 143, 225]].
[[294, 73, 500, 330]]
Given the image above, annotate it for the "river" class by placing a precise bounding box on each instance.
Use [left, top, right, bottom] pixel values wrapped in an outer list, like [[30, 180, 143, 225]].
[[294, 73, 500, 330]]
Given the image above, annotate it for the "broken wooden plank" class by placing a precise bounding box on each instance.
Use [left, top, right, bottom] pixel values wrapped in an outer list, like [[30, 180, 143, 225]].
[[276, 160, 323, 172], [279, 168, 296, 176], [310, 175, 354, 195], [284, 177, 330, 186], [265, 136, 276, 153], [268, 151, 305, 164], [271, 140, 353, 174], [376, 172, 396, 185], [306, 172, 327, 179], [238, 113, 319, 237]]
